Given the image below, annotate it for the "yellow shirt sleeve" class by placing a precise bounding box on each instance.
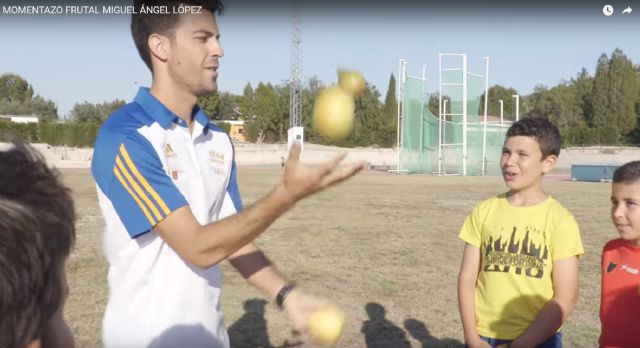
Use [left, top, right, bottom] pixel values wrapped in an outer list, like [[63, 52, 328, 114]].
[[550, 213, 584, 260], [459, 203, 483, 247]]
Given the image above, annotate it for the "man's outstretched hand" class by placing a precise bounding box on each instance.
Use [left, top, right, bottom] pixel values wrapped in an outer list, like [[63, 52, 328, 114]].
[[279, 142, 364, 202]]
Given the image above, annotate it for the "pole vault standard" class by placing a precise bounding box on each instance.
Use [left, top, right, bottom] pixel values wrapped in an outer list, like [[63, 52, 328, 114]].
[[396, 54, 492, 176]]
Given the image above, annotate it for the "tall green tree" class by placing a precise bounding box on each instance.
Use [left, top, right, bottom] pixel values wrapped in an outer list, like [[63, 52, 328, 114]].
[[253, 83, 282, 142], [218, 92, 239, 119], [523, 83, 585, 129], [27, 96, 59, 123], [70, 100, 125, 123], [238, 83, 255, 119], [628, 64, 640, 143], [524, 85, 551, 119], [381, 73, 398, 147], [427, 93, 451, 118], [592, 53, 610, 128], [608, 48, 637, 134], [198, 92, 221, 118], [0, 96, 59, 123], [0, 74, 59, 122], [199, 91, 238, 120], [572, 68, 594, 126], [549, 83, 585, 129], [479, 85, 519, 120], [0, 73, 34, 103], [301, 76, 324, 143], [275, 82, 290, 138], [351, 83, 384, 147]]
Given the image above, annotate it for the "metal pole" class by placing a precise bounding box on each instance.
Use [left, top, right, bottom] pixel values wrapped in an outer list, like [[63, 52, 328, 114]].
[[420, 64, 427, 173], [443, 99, 448, 155], [499, 100, 504, 124], [513, 94, 520, 121], [482, 57, 489, 176], [462, 54, 468, 176], [438, 54, 443, 174], [396, 59, 406, 174]]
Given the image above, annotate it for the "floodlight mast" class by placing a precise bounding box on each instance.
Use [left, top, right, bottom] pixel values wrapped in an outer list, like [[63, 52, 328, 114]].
[[289, 0, 302, 129], [287, 0, 304, 151]]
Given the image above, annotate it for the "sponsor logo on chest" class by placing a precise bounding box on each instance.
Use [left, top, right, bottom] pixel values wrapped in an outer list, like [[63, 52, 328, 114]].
[[209, 150, 225, 164], [209, 150, 227, 175], [164, 142, 177, 158], [621, 264, 639, 275]]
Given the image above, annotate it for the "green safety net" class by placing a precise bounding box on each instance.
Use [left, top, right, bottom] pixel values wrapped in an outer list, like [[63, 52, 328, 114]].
[[400, 74, 508, 175]]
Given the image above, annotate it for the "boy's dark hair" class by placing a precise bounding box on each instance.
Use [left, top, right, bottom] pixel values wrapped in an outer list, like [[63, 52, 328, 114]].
[[0, 142, 75, 348], [131, 0, 225, 71], [613, 161, 640, 184], [506, 117, 561, 159]]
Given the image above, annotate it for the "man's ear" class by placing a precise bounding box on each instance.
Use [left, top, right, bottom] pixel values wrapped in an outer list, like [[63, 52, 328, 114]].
[[148, 33, 170, 64], [541, 154, 557, 174]]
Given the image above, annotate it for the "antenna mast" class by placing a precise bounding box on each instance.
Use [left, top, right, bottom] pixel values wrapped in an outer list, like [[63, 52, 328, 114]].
[[289, 0, 302, 128]]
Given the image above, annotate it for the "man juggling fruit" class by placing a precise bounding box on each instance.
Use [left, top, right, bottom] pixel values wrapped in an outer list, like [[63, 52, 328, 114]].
[[91, 1, 362, 347]]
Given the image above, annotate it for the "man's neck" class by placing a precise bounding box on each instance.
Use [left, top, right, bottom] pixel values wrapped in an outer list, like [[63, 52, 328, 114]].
[[149, 83, 197, 130]]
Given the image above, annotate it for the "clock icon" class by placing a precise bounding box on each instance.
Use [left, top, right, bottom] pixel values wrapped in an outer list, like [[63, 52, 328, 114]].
[[603, 4, 614, 16]]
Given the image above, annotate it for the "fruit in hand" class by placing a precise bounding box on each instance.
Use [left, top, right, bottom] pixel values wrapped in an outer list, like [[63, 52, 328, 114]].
[[308, 306, 346, 347]]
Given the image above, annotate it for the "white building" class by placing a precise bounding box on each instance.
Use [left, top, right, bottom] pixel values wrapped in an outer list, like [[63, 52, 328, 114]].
[[0, 115, 39, 124]]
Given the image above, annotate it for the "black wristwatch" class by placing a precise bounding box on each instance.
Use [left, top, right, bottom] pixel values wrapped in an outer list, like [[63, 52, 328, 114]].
[[275, 283, 296, 309]]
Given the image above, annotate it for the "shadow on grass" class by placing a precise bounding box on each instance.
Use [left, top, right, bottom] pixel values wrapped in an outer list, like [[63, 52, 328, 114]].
[[404, 318, 464, 348], [228, 299, 275, 348], [227, 298, 302, 348], [362, 302, 464, 348]]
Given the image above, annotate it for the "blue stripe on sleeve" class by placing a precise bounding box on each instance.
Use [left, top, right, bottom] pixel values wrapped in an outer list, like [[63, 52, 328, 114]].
[[227, 160, 243, 212], [111, 137, 187, 237], [92, 104, 187, 238]]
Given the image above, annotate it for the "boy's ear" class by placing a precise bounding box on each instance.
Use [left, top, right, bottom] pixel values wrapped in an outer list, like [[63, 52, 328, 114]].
[[541, 154, 557, 174]]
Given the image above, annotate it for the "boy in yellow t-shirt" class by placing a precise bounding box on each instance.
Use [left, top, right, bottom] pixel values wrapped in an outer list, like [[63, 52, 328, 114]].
[[457, 117, 584, 348]]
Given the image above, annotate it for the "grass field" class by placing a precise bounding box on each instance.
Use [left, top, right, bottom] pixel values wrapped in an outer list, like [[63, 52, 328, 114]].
[[62, 166, 612, 347]]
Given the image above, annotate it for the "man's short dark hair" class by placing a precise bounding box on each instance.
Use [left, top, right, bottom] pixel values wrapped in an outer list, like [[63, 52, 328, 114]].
[[505, 117, 561, 159], [0, 141, 75, 348], [613, 161, 640, 184], [131, 0, 225, 71]]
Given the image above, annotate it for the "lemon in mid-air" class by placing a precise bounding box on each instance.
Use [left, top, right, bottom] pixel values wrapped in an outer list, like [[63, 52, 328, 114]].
[[312, 86, 355, 140], [338, 69, 366, 97]]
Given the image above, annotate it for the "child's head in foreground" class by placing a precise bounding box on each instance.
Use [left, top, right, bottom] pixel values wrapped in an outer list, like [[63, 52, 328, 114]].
[[0, 141, 75, 348]]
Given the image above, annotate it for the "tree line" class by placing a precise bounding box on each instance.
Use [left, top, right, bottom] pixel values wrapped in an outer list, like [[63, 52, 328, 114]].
[[1, 48, 639, 148]]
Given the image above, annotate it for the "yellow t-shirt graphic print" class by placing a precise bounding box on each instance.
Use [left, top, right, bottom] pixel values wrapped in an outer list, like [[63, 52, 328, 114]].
[[483, 225, 548, 278], [459, 194, 583, 339]]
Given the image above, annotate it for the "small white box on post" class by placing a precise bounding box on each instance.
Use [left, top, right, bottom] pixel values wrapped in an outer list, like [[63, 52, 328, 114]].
[[287, 127, 304, 152]]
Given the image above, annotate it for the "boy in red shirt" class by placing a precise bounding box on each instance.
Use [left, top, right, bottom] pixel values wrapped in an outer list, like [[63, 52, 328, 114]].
[[600, 160, 640, 347]]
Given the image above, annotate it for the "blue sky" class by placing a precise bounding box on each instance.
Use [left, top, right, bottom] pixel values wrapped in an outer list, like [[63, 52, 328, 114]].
[[0, 0, 638, 118]]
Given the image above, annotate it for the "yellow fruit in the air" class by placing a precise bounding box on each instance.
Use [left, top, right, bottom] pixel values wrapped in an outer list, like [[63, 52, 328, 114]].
[[338, 69, 365, 97], [308, 306, 346, 347], [312, 86, 355, 140]]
